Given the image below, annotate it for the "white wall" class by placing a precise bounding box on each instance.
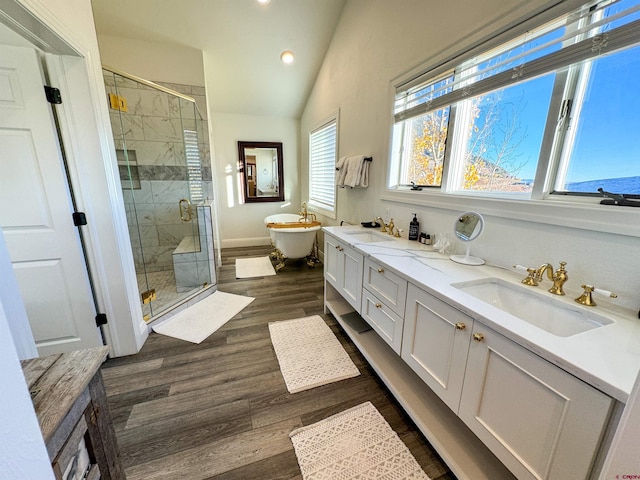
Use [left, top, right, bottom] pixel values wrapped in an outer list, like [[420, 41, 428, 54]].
[[209, 112, 300, 247], [0, 227, 49, 477], [0, 229, 36, 360], [97, 34, 205, 87], [0, 289, 54, 479], [301, 0, 640, 312]]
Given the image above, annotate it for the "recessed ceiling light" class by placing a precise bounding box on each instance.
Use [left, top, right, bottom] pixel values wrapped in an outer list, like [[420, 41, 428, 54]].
[[280, 51, 295, 64], [257, 0, 271, 4]]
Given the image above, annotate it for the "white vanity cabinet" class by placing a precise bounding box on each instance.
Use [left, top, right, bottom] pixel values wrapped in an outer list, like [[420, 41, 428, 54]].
[[361, 258, 408, 354], [459, 322, 614, 480], [401, 283, 473, 412], [322, 227, 619, 480], [324, 232, 364, 313]]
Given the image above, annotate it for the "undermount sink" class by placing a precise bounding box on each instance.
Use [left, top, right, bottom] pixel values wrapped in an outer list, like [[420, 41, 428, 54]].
[[452, 277, 614, 337], [345, 230, 392, 243]]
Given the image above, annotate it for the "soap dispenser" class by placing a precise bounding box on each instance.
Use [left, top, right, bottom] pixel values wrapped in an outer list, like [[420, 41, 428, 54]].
[[409, 213, 420, 241]]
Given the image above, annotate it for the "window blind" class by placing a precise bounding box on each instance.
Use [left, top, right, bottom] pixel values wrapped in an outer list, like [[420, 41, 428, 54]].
[[184, 129, 204, 204], [309, 119, 337, 213], [394, 0, 640, 123]]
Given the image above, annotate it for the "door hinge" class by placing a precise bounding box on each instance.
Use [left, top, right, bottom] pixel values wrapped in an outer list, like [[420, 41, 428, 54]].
[[95, 313, 108, 326], [72, 212, 87, 226], [44, 86, 62, 104]]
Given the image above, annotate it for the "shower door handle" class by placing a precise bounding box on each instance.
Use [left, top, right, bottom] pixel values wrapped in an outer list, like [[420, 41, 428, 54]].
[[179, 198, 193, 222]]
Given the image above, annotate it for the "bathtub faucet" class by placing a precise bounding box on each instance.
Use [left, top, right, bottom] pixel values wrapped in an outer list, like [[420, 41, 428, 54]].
[[298, 202, 316, 222]]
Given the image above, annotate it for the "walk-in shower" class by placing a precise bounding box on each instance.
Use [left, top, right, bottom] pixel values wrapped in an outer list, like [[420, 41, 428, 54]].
[[103, 67, 216, 321]]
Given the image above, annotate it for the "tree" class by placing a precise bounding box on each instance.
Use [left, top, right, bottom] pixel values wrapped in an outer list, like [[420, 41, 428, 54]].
[[407, 107, 449, 186], [407, 89, 530, 192], [462, 91, 529, 191]]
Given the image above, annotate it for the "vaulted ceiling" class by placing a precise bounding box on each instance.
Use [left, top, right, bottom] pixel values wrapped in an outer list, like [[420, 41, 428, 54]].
[[91, 0, 347, 118]]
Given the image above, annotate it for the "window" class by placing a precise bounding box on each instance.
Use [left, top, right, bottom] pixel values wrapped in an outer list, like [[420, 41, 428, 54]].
[[391, 73, 453, 188], [184, 129, 204, 203], [309, 113, 338, 217], [554, 43, 640, 195], [390, 0, 640, 199]]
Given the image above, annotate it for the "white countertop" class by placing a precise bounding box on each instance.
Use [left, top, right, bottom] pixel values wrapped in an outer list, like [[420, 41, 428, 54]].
[[324, 226, 640, 403]]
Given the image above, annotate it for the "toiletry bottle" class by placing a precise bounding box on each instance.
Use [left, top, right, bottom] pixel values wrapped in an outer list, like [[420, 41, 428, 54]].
[[409, 213, 419, 241]]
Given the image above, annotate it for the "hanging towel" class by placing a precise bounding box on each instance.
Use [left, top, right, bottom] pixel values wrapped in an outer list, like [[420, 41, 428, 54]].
[[343, 155, 365, 187], [359, 160, 369, 188], [336, 156, 348, 187], [336, 155, 370, 188]]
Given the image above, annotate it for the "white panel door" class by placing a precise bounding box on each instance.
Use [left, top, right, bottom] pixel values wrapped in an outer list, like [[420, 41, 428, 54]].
[[0, 44, 102, 355]]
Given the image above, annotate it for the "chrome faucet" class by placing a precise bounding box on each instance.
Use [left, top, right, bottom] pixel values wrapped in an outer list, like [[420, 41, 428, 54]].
[[526, 261, 569, 295]]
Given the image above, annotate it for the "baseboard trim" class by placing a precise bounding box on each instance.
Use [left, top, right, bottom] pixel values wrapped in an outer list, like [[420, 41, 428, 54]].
[[221, 237, 271, 248]]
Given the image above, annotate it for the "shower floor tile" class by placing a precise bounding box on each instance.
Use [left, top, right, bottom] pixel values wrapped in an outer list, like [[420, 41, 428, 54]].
[[137, 270, 201, 319]]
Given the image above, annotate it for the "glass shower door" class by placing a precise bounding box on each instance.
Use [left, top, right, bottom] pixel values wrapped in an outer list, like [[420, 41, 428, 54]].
[[103, 68, 214, 320]]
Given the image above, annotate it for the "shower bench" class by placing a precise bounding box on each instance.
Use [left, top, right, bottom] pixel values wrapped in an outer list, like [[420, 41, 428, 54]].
[[172, 203, 216, 292]]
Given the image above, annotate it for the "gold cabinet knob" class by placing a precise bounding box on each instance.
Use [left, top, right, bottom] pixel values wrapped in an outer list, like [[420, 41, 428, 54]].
[[377, 268, 384, 273], [375, 303, 382, 308], [473, 333, 485, 342], [455, 322, 466, 331]]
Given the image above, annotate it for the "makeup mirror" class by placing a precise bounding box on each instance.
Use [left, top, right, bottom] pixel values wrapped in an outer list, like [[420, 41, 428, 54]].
[[238, 141, 284, 202], [450, 211, 485, 265]]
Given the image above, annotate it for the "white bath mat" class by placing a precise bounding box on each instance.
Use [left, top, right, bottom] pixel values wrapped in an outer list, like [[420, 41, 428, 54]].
[[235, 256, 277, 278], [290, 401, 429, 480], [152, 290, 254, 343], [269, 315, 360, 393]]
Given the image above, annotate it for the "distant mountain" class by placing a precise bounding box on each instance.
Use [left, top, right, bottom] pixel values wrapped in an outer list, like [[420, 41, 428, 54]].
[[566, 176, 640, 195], [467, 155, 640, 195], [466, 157, 530, 192]]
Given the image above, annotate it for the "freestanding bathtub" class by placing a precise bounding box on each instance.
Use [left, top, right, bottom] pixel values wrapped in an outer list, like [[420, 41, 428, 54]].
[[264, 213, 322, 270]]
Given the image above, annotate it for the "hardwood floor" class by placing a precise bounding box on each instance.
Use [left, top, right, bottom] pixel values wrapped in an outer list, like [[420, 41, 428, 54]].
[[103, 246, 455, 480]]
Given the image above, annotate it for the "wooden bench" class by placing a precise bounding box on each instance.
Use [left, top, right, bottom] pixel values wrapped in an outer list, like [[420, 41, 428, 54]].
[[22, 347, 126, 480]]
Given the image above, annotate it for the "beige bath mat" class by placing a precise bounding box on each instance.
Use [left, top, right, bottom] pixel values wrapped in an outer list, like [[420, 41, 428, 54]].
[[152, 290, 254, 343], [269, 315, 360, 393], [290, 401, 429, 479], [235, 256, 276, 278]]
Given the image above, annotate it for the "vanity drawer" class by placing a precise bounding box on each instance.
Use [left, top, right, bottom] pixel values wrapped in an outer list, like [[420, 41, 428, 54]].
[[362, 289, 404, 354], [363, 258, 407, 317]]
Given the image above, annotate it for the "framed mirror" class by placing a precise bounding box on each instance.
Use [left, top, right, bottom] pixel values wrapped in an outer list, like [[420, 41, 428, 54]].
[[450, 211, 485, 265], [238, 141, 284, 203]]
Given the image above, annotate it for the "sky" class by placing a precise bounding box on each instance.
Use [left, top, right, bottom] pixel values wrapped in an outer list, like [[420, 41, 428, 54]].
[[466, 0, 640, 191], [566, 46, 640, 183], [482, 5, 640, 187]]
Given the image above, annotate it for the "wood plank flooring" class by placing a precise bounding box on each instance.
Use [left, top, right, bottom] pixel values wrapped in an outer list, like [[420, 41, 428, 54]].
[[103, 246, 455, 480]]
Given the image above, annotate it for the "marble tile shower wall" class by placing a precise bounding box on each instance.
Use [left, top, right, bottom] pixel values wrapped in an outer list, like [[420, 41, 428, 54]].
[[104, 73, 213, 273]]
